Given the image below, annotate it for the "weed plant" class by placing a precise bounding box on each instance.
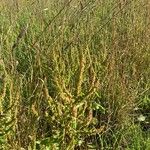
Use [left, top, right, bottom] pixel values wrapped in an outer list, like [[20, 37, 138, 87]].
[[0, 0, 150, 149]]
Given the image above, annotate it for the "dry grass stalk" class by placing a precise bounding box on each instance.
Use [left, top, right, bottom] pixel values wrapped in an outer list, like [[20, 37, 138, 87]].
[[0, 79, 7, 112], [83, 79, 100, 101], [86, 109, 93, 126], [54, 76, 72, 104], [88, 65, 96, 91], [72, 105, 77, 118], [76, 54, 85, 96], [0, 60, 7, 112]]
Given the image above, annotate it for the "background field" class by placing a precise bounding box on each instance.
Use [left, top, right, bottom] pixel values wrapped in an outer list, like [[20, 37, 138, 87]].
[[0, 0, 150, 149]]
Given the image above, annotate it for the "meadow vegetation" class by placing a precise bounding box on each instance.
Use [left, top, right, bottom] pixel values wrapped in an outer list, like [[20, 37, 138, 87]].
[[0, 0, 150, 149]]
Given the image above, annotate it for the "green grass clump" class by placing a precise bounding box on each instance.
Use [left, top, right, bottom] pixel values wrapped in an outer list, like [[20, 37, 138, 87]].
[[0, 0, 150, 149]]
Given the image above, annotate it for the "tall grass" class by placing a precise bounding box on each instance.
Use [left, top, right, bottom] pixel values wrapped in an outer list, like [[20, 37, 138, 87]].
[[0, 0, 150, 149]]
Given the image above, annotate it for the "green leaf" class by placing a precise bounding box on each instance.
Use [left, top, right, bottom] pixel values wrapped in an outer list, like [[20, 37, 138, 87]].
[[92, 102, 105, 113], [4, 125, 13, 134], [40, 138, 50, 146], [5, 119, 15, 127]]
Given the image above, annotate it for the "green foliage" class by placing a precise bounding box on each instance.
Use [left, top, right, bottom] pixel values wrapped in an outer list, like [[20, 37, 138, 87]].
[[0, 0, 150, 149]]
